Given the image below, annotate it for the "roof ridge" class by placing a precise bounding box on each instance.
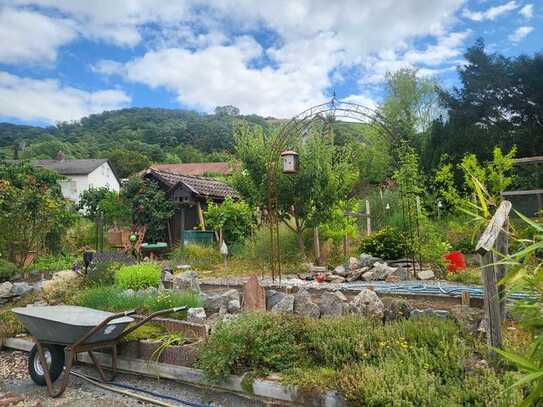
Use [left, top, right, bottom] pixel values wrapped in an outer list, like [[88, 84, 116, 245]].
[[151, 168, 225, 182]]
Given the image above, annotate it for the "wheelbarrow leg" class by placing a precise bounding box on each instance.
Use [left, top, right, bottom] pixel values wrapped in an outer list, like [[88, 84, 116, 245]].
[[87, 345, 118, 382], [35, 342, 75, 398]]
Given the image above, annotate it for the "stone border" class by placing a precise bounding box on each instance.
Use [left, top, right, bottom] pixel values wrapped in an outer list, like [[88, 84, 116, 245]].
[[3, 337, 345, 406]]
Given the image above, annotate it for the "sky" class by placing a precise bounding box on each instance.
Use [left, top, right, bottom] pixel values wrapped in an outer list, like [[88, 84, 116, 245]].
[[0, 0, 540, 127]]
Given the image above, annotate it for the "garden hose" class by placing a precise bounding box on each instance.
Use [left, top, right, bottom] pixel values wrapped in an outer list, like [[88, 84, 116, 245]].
[[70, 370, 212, 407]]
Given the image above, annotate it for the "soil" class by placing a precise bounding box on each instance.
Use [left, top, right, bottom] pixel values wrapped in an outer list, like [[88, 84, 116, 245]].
[[0, 350, 266, 407]]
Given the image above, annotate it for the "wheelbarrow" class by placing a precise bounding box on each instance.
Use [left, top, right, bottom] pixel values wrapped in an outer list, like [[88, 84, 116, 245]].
[[12, 304, 186, 398]]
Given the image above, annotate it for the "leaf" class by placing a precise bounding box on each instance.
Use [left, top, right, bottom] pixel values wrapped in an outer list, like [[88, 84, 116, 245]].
[[494, 348, 540, 372]]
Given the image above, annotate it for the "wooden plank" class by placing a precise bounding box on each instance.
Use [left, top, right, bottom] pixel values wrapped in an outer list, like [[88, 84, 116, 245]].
[[479, 251, 503, 354], [365, 200, 372, 235], [475, 201, 512, 255], [513, 156, 543, 164], [501, 189, 543, 196], [3, 337, 33, 352]]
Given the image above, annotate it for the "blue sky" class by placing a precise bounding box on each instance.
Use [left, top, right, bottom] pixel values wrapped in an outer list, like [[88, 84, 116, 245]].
[[0, 0, 540, 126]]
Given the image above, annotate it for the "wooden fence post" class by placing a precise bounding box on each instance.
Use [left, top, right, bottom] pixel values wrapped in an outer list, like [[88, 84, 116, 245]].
[[475, 200, 512, 356], [365, 200, 372, 235], [494, 222, 509, 323]]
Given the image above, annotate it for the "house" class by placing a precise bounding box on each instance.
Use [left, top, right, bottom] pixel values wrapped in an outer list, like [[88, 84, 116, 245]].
[[7, 153, 120, 202], [142, 168, 239, 244], [147, 162, 234, 177]]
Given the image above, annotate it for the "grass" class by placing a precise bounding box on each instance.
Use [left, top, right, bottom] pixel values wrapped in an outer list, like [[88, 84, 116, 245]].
[[26, 254, 77, 273], [444, 267, 482, 285], [76, 286, 203, 319]]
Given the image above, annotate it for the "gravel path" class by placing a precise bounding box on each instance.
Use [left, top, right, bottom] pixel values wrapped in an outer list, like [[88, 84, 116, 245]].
[[0, 350, 264, 407]]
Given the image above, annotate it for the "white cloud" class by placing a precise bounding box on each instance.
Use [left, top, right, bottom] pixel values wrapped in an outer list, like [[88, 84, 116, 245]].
[[509, 25, 534, 42], [462, 1, 519, 21], [0, 72, 130, 123], [0, 7, 77, 64], [519, 4, 533, 18]]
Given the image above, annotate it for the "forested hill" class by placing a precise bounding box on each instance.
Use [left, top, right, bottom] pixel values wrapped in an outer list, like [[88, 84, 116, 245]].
[[0, 107, 274, 177]]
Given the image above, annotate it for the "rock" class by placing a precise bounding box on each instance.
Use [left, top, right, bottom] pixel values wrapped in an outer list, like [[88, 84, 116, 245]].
[[309, 265, 327, 273], [383, 299, 413, 322], [173, 271, 201, 293], [271, 294, 295, 314], [449, 305, 485, 334], [266, 290, 286, 310], [346, 269, 363, 282], [371, 262, 397, 280], [359, 254, 383, 268], [297, 273, 315, 281], [361, 270, 376, 281], [242, 275, 266, 311], [160, 269, 174, 289], [320, 291, 350, 317], [417, 269, 435, 280], [333, 265, 348, 277], [351, 289, 384, 320], [176, 264, 192, 271], [328, 275, 346, 284], [12, 282, 32, 297], [0, 282, 13, 298], [227, 299, 241, 314], [410, 308, 450, 319], [385, 274, 400, 283], [387, 267, 415, 281], [294, 289, 320, 318], [122, 289, 136, 297], [187, 307, 207, 323], [347, 257, 359, 270], [203, 289, 240, 314]]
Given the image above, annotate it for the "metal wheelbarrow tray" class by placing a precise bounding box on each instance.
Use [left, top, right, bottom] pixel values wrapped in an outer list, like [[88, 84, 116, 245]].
[[12, 304, 186, 398]]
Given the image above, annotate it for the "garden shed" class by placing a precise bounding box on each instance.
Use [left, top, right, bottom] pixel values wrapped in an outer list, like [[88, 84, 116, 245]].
[[142, 168, 239, 245]]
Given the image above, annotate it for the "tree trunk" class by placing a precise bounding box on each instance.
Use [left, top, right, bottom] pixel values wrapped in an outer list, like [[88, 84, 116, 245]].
[[293, 214, 306, 257], [313, 227, 321, 265]]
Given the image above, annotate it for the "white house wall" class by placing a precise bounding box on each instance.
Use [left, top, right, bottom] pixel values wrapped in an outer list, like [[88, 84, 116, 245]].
[[88, 162, 120, 192], [60, 174, 89, 202]]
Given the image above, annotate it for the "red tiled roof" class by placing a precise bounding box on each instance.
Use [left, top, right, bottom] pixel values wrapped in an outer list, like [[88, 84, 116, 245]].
[[149, 162, 233, 176]]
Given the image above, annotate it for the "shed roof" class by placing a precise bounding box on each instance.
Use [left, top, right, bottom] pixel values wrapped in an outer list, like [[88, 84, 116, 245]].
[[144, 169, 239, 200], [148, 162, 233, 176]]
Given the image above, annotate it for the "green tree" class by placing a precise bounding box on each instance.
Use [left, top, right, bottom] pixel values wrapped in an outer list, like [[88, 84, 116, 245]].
[[122, 177, 174, 243], [0, 163, 74, 265], [107, 149, 151, 178], [205, 197, 255, 245]]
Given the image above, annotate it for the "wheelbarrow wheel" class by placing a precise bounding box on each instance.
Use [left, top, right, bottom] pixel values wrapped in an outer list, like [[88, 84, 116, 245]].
[[28, 344, 65, 386]]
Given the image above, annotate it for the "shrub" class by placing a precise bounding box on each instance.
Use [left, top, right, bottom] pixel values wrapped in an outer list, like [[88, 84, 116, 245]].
[[196, 312, 308, 382], [0, 259, 19, 282], [28, 254, 77, 273], [115, 262, 161, 290], [359, 227, 407, 260], [84, 260, 121, 287], [205, 197, 255, 245]]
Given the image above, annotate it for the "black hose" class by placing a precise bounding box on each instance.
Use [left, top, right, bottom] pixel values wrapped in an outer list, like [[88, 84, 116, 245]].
[[72, 371, 212, 407]]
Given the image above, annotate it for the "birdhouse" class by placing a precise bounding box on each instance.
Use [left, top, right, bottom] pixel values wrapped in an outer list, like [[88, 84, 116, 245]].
[[281, 150, 299, 174]]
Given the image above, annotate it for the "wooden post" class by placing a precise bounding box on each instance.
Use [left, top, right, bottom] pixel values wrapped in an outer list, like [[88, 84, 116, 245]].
[[180, 207, 185, 250], [343, 234, 348, 258], [475, 200, 512, 356], [196, 201, 205, 231], [494, 223, 509, 323], [365, 200, 372, 235], [313, 227, 321, 265], [461, 291, 470, 307]]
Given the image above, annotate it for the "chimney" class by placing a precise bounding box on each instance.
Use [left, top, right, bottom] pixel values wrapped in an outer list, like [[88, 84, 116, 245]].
[[56, 151, 65, 161]]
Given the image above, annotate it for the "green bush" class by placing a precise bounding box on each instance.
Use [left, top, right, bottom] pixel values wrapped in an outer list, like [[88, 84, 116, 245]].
[[28, 254, 77, 273], [205, 197, 255, 245], [359, 227, 407, 260], [84, 260, 120, 287], [115, 262, 161, 290], [0, 259, 19, 282]]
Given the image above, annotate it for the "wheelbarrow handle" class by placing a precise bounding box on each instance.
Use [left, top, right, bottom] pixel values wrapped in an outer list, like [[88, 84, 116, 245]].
[[71, 310, 139, 349], [116, 306, 188, 341]]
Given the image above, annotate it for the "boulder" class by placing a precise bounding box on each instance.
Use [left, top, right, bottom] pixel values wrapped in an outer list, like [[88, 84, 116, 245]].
[[387, 267, 415, 281], [242, 275, 266, 311], [320, 291, 350, 317], [187, 307, 207, 324], [12, 282, 32, 297], [410, 308, 450, 319], [449, 305, 485, 334], [203, 289, 240, 314], [0, 282, 13, 298], [227, 299, 241, 314], [271, 294, 295, 314], [328, 275, 346, 284], [361, 270, 376, 281], [383, 299, 413, 322], [371, 262, 397, 280], [297, 273, 315, 281], [333, 265, 348, 277], [346, 269, 364, 282], [266, 290, 286, 310], [293, 289, 320, 318], [160, 269, 174, 289], [347, 257, 359, 270], [351, 289, 384, 320], [359, 254, 383, 268], [417, 269, 435, 280], [173, 271, 201, 293]]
